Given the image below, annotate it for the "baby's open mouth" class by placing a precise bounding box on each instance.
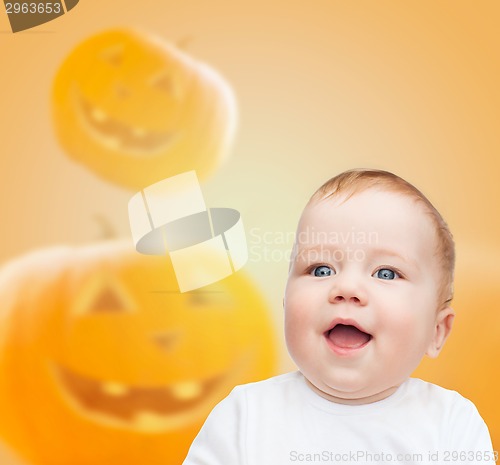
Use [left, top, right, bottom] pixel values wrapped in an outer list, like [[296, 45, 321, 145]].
[[325, 324, 373, 350]]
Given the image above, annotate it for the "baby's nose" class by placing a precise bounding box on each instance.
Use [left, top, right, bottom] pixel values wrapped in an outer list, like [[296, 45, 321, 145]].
[[330, 294, 363, 304], [328, 280, 367, 306]]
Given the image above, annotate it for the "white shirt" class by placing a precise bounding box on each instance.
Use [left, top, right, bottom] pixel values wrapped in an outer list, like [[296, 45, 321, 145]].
[[183, 371, 495, 465]]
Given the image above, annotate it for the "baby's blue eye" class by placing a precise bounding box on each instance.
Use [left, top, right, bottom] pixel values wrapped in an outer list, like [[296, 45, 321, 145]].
[[374, 268, 399, 280], [311, 265, 333, 277]]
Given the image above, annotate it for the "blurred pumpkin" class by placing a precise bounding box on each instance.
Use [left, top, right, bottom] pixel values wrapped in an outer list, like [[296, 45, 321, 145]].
[[52, 28, 237, 190], [414, 247, 500, 452], [0, 240, 276, 465]]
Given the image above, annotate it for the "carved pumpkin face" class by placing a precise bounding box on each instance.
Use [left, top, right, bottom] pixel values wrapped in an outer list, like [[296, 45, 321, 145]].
[[0, 241, 276, 464], [52, 29, 237, 190]]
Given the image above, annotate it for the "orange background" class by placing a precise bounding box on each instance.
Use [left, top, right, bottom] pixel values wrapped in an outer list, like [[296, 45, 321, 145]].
[[1, 1, 499, 462]]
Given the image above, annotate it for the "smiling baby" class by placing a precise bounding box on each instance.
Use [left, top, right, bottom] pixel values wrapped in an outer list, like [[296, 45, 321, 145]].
[[182, 168, 494, 465]]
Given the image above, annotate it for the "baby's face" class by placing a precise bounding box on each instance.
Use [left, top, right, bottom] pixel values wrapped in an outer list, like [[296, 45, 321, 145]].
[[284, 188, 453, 404]]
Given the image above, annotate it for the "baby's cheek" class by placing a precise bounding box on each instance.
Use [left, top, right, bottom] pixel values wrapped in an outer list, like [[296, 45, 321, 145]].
[[389, 317, 431, 356], [288, 308, 318, 338], [285, 309, 306, 338], [284, 307, 315, 342]]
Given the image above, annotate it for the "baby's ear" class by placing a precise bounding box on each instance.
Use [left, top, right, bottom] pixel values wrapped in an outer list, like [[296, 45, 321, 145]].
[[426, 306, 455, 358]]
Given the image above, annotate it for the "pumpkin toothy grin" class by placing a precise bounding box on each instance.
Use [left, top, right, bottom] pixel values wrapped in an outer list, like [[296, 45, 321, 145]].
[[75, 88, 180, 155], [52, 363, 223, 432]]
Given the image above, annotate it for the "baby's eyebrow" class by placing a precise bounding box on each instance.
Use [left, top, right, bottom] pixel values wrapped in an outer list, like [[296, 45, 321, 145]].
[[292, 244, 349, 265], [293, 244, 333, 258], [293, 244, 420, 270], [368, 248, 420, 270]]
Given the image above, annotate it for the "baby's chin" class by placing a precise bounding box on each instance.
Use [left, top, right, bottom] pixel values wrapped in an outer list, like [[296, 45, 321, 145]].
[[304, 376, 402, 405]]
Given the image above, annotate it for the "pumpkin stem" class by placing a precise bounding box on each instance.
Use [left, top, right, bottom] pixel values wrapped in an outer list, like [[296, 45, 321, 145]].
[[93, 214, 117, 239], [176, 36, 193, 50]]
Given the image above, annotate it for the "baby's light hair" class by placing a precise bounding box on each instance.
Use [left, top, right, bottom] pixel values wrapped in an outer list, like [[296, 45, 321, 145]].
[[309, 168, 455, 309]]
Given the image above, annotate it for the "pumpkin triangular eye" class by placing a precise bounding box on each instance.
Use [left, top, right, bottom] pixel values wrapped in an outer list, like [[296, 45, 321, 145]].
[[73, 275, 136, 317], [89, 284, 128, 313], [101, 45, 124, 67]]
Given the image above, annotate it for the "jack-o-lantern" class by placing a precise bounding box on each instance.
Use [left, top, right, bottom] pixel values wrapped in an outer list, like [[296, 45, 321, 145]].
[[414, 252, 500, 451], [0, 241, 277, 464], [52, 28, 237, 190]]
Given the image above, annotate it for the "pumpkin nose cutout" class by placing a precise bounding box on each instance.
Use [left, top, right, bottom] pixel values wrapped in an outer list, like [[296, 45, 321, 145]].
[[114, 82, 130, 99], [152, 331, 181, 351]]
